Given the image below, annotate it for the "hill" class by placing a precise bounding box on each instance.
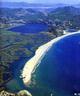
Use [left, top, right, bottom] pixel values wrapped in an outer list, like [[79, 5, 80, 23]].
[[48, 6, 80, 29], [0, 2, 68, 9]]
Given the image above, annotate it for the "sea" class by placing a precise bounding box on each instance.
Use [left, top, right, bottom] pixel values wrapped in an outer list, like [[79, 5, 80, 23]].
[[31, 33, 80, 96]]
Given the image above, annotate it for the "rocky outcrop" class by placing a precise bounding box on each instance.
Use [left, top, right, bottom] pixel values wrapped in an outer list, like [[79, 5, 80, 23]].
[[0, 90, 32, 96], [0, 90, 15, 96], [17, 90, 32, 96]]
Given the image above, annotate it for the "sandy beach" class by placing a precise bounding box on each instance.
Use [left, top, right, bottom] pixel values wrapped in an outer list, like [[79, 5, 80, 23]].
[[22, 31, 80, 85]]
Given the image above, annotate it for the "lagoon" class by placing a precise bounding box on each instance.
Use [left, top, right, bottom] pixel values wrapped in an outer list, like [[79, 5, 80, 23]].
[[8, 22, 48, 33]]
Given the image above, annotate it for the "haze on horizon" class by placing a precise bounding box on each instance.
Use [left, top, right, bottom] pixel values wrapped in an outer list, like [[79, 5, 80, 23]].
[[1, 0, 80, 4]]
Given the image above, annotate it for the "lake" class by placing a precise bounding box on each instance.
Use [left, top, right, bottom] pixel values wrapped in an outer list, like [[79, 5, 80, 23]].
[[8, 22, 48, 33]]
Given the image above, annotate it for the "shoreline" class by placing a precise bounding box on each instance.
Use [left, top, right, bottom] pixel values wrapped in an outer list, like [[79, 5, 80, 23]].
[[22, 31, 80, 85]]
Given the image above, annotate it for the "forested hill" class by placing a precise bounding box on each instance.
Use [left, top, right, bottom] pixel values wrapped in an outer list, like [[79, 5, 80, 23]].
[[0, 6, 80, 29]]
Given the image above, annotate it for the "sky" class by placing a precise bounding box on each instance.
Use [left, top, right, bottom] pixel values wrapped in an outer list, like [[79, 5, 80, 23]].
[[1, 0, 80, 4]]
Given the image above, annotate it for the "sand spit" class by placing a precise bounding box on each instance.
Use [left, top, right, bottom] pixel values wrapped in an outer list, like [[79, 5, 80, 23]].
[[22, 31, 80, 85]]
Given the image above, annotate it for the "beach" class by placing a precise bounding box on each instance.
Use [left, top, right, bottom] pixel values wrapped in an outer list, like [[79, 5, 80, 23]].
[[22, 31, 80, 85]]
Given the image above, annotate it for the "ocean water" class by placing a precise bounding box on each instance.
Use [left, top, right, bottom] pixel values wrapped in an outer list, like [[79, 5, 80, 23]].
[[32, 33, 80, 96], [8, 22, 48, 33]]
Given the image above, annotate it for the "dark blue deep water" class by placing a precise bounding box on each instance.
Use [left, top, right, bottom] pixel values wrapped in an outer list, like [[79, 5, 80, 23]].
[[33, 33, 80, 96], [8, 23, 48, 33]]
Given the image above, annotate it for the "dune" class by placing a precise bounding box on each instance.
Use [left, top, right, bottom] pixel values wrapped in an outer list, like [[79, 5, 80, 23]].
[[22, 31, 80, 85]]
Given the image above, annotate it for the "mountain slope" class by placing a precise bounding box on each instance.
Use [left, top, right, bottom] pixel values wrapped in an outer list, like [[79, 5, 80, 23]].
[[48, 6, 80, 20], [0, 2, 68, 8]]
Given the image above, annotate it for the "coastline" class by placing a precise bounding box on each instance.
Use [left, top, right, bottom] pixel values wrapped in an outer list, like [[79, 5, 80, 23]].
[[22, 31, 80, 85]]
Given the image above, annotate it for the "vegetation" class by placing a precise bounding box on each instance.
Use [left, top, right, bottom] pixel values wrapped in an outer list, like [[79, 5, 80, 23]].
[[48, 6, 80, 30]]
